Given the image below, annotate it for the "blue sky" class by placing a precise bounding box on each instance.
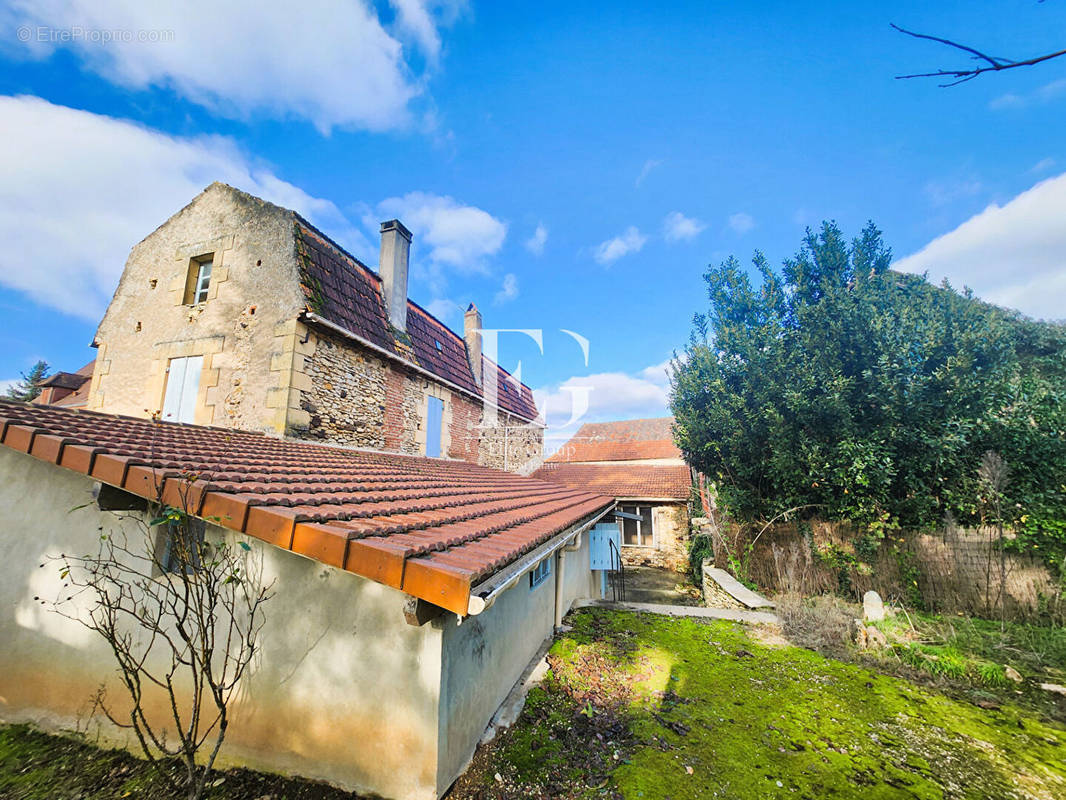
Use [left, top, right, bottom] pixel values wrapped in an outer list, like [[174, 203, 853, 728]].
[[1, 1, 1065, 449]]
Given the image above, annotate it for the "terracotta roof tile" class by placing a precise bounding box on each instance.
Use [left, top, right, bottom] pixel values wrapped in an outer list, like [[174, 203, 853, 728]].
[[0, 399, 610, 615], [546, 417, 681, 462], [531, 462, 691, 501], [294, 220, 539, 422]]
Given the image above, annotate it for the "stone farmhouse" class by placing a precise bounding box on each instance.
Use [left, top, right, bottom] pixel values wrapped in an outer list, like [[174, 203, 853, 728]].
[[0, 183, 623, 800], [86, 181, 543, 472], [533, 417, 692, 571]]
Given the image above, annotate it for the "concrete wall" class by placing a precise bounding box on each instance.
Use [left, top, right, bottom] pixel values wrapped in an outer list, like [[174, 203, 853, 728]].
[[0, 448, 444, 800], [436, 532, 599, 793], [89, 184, 306, 434]]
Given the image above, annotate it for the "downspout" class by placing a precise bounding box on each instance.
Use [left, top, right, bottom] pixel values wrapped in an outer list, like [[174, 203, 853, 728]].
[[554, 526, 586, 629]]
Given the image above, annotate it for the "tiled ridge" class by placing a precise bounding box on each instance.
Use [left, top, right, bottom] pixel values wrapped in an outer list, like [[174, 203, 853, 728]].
[[0, 399, 612, 615]]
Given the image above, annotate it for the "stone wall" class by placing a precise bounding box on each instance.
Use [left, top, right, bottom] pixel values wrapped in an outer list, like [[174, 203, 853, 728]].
[[477, 413, 543, 474], [708, 518, 1063, 621], [621, 503, 690, 572], [290, 328, 544, 472], [89, 183, 307, 434], [293, 333, 387, 449]]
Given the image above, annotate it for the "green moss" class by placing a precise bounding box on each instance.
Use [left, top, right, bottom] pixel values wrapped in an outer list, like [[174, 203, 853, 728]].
[[493, 609, 1066, 800]]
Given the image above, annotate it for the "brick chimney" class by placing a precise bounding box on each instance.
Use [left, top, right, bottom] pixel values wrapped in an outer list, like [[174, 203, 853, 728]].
[[379, 219, 412, 332], [464, 303, 483, 387]]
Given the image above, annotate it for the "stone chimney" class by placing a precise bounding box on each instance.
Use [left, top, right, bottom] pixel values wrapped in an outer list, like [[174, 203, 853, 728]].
[[464, 303, 483, 387], [379, 219, 412, 332]]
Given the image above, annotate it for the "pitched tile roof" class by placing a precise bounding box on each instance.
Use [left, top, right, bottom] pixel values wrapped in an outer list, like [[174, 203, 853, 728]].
[[294, 220, 539, 422], [546, 417, 681, 463], [35, 360, 94, 409], [532, 462, 691, 501], [0, 400, 611, 615]]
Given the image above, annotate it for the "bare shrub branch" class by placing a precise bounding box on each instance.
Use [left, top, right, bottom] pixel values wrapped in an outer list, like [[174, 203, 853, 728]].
[[38, 495, 274, 800]]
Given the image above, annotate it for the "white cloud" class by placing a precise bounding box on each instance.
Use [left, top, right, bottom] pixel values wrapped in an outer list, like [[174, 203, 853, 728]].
[[894, 172, 1066, 320], [728, 212, 755, 235], [593, 226, 647, 265], [424, 297, 461, 323], [388, 0, 465, 64], [374, 191, 507, 272], [635, 158, 663, 187], [663, 211, 706, 243], [3, 0, 459, 132], [535, 359, 673, 453], [989, 78, 1066, 111], [0, 95, 370, 321], [0, 379, 17, 396], [525, 222, 548, 256], [493, 273, 518, 305]]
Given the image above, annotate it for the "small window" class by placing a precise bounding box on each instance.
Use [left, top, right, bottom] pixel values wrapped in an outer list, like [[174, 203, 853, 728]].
[[434, 339, 443, 352], [529, 557, 552, 589], [159, 518, 206, 574], [184, 255, 214, 305], [621, 504, 655, 548], [425, 396, 444, 458]]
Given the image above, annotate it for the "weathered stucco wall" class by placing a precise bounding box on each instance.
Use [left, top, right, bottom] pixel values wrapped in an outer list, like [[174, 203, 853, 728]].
[[89, 184, 306, 434], [0, 448, 444, 800], [437, 532, 599, 791]]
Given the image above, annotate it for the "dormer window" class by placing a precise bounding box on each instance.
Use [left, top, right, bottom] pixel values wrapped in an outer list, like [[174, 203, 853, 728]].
[[184, 254, 213, 305]]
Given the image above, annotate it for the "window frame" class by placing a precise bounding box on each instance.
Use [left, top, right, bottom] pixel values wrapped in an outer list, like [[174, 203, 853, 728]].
[[157, 518, 206, 575], [529, 557, 552, 589], [620, 504, 657, 549], [183, 253, 214, 305]]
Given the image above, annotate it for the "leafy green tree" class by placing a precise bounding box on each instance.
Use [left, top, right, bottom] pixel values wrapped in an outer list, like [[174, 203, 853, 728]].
[[6, 360, 50, 401], [672, 222, 1066, 564]]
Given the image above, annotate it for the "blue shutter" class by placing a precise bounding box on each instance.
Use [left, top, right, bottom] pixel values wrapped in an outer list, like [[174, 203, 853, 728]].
[[426, 396, 444, 458]]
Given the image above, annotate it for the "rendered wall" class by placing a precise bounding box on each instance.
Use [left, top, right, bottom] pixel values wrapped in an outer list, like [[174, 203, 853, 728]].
[[0, 448, 444, 800], [436, 531, 599, 793]]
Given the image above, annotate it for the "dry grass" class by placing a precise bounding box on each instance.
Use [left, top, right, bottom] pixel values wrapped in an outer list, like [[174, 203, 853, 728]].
[[775, 591, 857, 653]]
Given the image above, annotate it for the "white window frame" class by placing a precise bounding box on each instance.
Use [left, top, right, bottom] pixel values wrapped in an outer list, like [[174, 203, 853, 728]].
[[192, 258, 212, 304], [619, 504, 656, 549]]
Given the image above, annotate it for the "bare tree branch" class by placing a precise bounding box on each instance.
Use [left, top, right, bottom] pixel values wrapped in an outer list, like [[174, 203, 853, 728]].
[[892, 23, 1066, 87]]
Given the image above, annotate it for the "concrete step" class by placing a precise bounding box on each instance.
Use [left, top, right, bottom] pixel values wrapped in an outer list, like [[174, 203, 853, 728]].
[[703, 567, 775, 609]]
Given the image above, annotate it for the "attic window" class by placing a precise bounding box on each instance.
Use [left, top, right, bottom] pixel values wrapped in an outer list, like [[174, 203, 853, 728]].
[[434, 340, 443, 352], [183, 255, 214, 305]]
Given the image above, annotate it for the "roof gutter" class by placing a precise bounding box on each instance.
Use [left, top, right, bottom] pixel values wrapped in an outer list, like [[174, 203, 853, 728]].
[[466, 501, 616, 616], [300, 311, 544, 428]]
